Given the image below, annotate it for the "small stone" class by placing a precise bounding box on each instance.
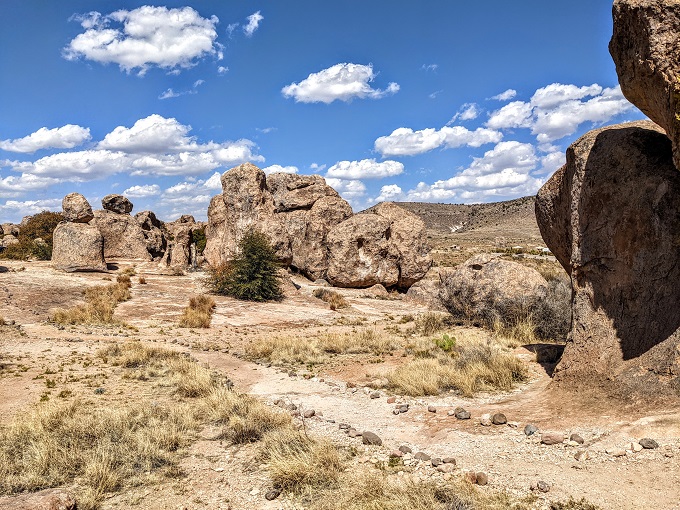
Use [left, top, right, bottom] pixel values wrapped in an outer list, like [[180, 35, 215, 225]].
[[387, 396, 397, 403], [541, 432, 565, 445], [265, 489, 281, 501], [428, 405, 437, 413], [303, 409, 315, 419], [431, 458, 443, 467], [454, 407, 471, 420], [507, 421, 519, 428], [606, 448, 627, 457], [492, 413, 507, 425], [442, 457, 456, 465], [348, 428, 361, 438], [392, 409, 401, 415], [567, 440, 580, 447], [569, 433, 585, 444], [532, 480, 550, 493], [390, 449, 404, 458], [414, 452, 431, 461], [574, 450, 590, 461], [639, 438, 659, 449], [339, 423, 351, 430], [362, 431, 382, 446], [475, 472, 488, 486], [437, 464, 456, 473], [398, 445, 412, 454], [370, 392, 381, 399], [480, 413, 492, 426], [249, 488, 260, 496], [398, 404, 409, 413], [524, 424, 538, 436], [631, 442, 643, 453]]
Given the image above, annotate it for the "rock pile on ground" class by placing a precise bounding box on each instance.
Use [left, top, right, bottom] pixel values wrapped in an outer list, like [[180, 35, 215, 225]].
[[535, 0, 680, 396], [204, 163, 431, 289], [51, 193, 106, 272]]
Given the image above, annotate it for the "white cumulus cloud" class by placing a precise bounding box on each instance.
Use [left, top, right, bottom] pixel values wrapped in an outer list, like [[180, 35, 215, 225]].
[[122, 184, 160, 197], [325, 178, 366, 200], [261, 164, 299, 175], [243, 11, 263, 37], [282, 63, 399, 104], [0, 125, 91, 153], [375, 126, 502, 157], [490, 89, 517, 101], [326, 159, 403, 180], [449, 103, 480, 123], [63, 6, 220, 75]]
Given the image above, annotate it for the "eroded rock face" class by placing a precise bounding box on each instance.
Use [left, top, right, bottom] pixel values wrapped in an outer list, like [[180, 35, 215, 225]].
[[62, 192, 94, 223], [92, 209, 152, 260], [102, 194, 133, 214], [610, 0, 680, 169], [536, 121, 680, 393], [135, 210, 166, 259], [51, 222, 106, 272]]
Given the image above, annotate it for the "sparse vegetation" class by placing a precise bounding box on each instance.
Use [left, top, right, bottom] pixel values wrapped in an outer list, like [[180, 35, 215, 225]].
[[0, 211, 64, 260], [550, 498, 602, 510], [50, 275, 132, 325], [313, 288, 350, 310], [178, 295, 216, 328], [191, 226, 207, 255], [415, 311, 450, 336], [205, 229, 283, 302]]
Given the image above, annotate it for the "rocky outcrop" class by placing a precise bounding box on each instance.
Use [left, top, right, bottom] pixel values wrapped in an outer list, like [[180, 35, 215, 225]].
[[62, 192, 94, 223], [610, 0, 680, 169], [0, 235, 19, 249], [52, 222, 106, 272], [204, 163, 431, 288], [135, 210, 166, 259], [0, 489, 77, 510], [92, 208, 151, 261], [102, 194, 133, 214], [536, 121, 680, 394], [1, 223, 19, 237]]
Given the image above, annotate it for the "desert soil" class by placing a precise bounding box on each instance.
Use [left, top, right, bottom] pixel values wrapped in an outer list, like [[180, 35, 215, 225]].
[[1, 259, 679, 510]]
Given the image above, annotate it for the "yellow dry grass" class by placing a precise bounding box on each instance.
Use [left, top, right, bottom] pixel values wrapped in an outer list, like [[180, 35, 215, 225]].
[[50, 276, 132, 325], [312, 288, 350, 310], [178, 295, 216, 328]]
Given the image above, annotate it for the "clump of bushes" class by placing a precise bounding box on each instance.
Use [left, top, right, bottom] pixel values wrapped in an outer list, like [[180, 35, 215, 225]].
[[0, 211, 63, 260], [178, 295, 216, 328], [312, 288, 349, 310], [204, 229, 283, 302]]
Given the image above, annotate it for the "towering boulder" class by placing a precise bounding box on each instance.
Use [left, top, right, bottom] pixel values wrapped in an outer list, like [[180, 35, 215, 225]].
[[92, 195, 151, 261], [536, 121, 680, 394], [610, 0, 680, 169], [62, 192, 94, 223], [135, 210, 166, 259]]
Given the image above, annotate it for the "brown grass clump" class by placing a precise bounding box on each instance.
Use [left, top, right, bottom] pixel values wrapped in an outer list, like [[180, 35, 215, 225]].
[[415, 311, 449, 336], [138, 276, 147, 284], [312, 288, 350, 310], [178, 295, 216, 328], [387, 339, 527, 397], [50, 277, 132, 325]]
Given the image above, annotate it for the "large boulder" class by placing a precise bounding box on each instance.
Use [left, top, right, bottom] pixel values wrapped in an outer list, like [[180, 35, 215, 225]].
[[52, 222, 106, 272], [267, 173, 339, 212], [536, 121, 680, 394], [92, 209, 152, 260], [0, 235, 19, 249], [1, 223, 19, 237], [326, 214, 401, 288], [62, 192, 93, 223], [135, 210, 166, 259], [102, 194, 133, 214], [610, 0, 680, 169]]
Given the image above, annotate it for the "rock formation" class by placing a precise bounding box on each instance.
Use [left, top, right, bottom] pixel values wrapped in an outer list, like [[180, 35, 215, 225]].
[[536, 121, 680, 394], [0, 488, 77, 510], [52, 193, 106, 272], [92, 196, 151, 261], [161, 217, 195, 268], [204, 163, 431, 288], [135, 210, 166, 259], [610, 0, 680, 169]]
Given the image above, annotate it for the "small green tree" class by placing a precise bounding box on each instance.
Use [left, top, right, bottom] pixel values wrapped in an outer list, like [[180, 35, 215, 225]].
[[205, 228, 283, 302], [0, 211, 63, 260]]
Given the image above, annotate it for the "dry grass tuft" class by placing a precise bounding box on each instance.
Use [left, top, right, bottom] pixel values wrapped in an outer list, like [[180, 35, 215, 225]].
[[415, 311, 449, 336], [50, 278, 132, 325], [138, 276, 147, 284], [178, 295, 216, 328], [387, 339, 527, 397], [312, 288, 350, 310]]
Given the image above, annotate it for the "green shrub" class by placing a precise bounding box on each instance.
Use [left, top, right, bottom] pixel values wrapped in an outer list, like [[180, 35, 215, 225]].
[[205, 229, 283, 302], [434, 334, 456, 352], [0, 211, 63, 260], [192, 226, 207, 255]]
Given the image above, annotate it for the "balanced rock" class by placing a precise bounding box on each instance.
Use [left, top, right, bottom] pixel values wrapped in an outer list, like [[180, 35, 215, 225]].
[[62, 192, 93, 223], [610, 0, 680, 169], [51, 222, 106, 272], [102, 194, 133, 214], [536, 121, 680, 393]]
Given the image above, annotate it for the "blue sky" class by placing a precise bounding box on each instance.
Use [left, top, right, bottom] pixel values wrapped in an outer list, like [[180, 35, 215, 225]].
[[0, 0, 645, 222]]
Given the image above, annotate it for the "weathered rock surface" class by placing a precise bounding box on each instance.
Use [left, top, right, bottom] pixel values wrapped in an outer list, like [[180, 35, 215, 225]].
[[92, 210, 152, 261], [0, 488, 77, 510], [62, 192, 94, 223], [405, 268, 451, 311], [1, 223, 19, 237], [102, 194, 133, 214], [536, 121, 680, 394], [52, 222, 106, 272], [610, 0, 680, 169], [0, 235, 19, 248], [135, 210, 166, 258], [161, 222, 193, 268]]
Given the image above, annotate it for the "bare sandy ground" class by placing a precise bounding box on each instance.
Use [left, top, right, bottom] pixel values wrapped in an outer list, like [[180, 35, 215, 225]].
[[1, 260, 679, 510]]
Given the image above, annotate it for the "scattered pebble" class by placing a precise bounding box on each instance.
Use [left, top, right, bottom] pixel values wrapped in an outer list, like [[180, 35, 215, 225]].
[[492, 413, 507, 425], [265, 489, 281, 501], [541, 432, 565, 445], [606, 448, 626, 457], [480, 413, 492, 426], [428, 405, 437, 413], [303, 409, 315, 419], [531, 480, 550, 493], [362, 431, 382, 446], [639, 438, 659, 449], [398, 445, 412, 454], [524, 424, 538, 436], [475, 472, 489, 486], [569, 433, 585, 444], [387, 396, 397, 404], [443, 457, 456, 465], [414, 452, 431, 461], [574, 450, 590, 461], [453, 407, 471, 420], [370, 392, 381, 399], [431, 458, 443, 467]]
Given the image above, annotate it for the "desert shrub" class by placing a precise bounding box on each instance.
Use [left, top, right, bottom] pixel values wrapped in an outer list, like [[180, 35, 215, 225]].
[[178, 295, 216, 328], [191, 226, 207, 255], [205, 229, 282, 302], [313, 288, 349, 310], [550, 498, 602, 510], [51, 278, 132, 325], [415, 311, 450, 336], [434, 333, 456, 352], [0, 211, 63, 260]]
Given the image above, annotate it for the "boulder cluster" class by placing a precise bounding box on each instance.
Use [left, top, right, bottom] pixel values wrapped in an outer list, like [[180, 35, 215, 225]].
[[51, 193, 204, 272], [204, 163, 431, 289], [535, 0, 680, 394]]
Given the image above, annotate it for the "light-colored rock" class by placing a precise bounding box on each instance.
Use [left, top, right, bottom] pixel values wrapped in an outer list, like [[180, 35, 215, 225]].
[[0, 488, 77, 510], [0, 235, 19, 248], [610, 0, 680, 169], [51, 222, 106, 272], [404, 268, 450, 311], [1, 223, 19, 237], [536, 121, 680, 392], [102, 194, 133, 214], [92, 210, 152, 260], [541, 432, 565, 445], [480, 413, 492, 426], [62, 192, 93, 223]]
